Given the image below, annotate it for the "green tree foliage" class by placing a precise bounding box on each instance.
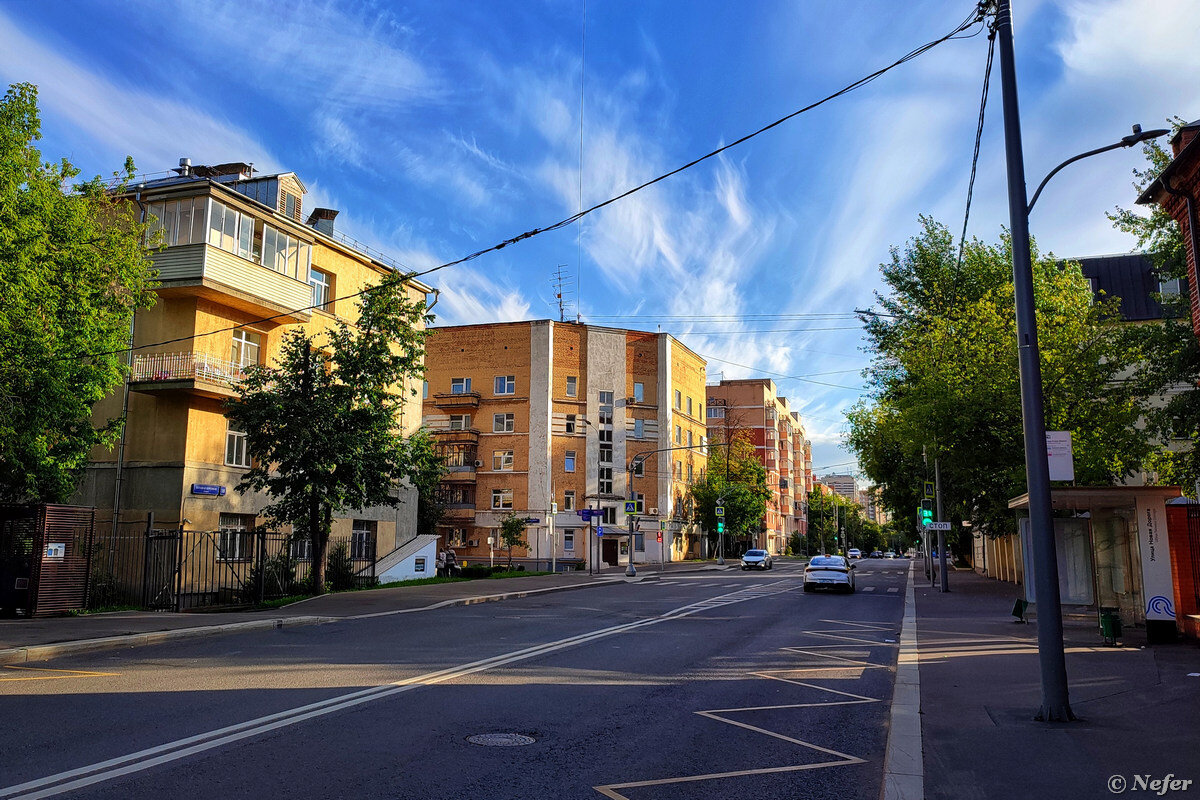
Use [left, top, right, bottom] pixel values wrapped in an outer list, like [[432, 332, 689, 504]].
[[498, 512, 527, 568], [0, 82, 158, 502], [224, 273, 431, 592], [689, 435, 771, 552], [408, 429, 448, 536], [1110, 133, 1200, 489], [847, 217, 1152, 539]]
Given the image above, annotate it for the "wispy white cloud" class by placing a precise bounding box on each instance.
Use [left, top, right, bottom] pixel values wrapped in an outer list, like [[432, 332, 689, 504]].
[[432, 265, 532, 326]]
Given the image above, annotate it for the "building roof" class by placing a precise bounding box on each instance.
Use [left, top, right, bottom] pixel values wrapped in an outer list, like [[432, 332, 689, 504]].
[[1073, 252, 1163, 321], [1137, 120, 1200, 205]]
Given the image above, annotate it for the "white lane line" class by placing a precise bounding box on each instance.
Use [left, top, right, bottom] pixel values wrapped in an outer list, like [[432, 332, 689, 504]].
[[1, 582, 796, 800], [887, 587, 900, 593], [882, 562, 923, 800], [863, 586, 876, 592]]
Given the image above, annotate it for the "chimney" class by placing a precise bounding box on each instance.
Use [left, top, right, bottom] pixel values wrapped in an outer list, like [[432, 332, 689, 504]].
[[173, 157, 192, 177], [305, 207, 339, 236]]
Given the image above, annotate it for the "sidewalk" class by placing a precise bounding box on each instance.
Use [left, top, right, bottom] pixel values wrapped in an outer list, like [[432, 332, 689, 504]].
[[915, 568, 1200, 800], [0, 558, 735, 664]]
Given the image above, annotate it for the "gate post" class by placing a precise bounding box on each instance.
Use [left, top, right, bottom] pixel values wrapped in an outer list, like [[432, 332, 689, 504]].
[[256, 529, 266, 604], [140, 511, 154, 609], [173, 522, 184, 613]]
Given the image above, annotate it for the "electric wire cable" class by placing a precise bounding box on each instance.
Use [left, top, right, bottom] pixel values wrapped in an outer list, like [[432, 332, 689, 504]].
[[956, 17, 997, 272]]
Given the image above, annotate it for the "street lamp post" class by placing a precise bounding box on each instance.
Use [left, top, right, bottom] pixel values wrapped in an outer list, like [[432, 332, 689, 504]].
[[993, 0, 1167, 722]]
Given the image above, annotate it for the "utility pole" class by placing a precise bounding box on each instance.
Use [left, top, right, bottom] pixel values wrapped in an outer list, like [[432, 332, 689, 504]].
[[994, 0, 1073, 722], [935, 456, 948, 592]]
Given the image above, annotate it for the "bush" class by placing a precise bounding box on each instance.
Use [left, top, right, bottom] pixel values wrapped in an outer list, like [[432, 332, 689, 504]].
[[243, 546, 302, 602], [326, 540, 357, 592], [459, 564, 492, 579]]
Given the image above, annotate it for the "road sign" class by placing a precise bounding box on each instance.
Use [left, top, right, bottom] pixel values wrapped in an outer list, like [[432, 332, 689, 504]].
[[656, 532, 663, 543], [625, 500, 642, 514], [551, 502, 558, 514], [927, 521, 951, 531], [596, 526, 603, 536], [923, 481, 935, 499], [577, 509, 600, 521], [715, 506, 725, 517], [524, 518, 540, 524], [660, 521, 667, 530]]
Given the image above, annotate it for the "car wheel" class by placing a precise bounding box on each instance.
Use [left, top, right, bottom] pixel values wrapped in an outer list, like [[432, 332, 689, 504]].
[[803, 584, 815, 592], [766, 563, 772, 570]]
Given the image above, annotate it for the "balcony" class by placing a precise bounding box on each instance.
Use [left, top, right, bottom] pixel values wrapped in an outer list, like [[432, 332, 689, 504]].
[[130, 351, 249, 399], [434, 427, 481, 445], [433, 392, 481, 409], [152, 243, 312, 323]]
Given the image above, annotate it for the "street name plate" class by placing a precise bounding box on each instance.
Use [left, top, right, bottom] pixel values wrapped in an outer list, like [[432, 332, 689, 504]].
[[927, 521, 951, 531]]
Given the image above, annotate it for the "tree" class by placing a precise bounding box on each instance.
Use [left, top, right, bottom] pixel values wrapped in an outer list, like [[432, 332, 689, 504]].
[[689, 434, 771, 554], [0, 82, 158, 502], [847, 217, 1152, 540], [498, 512, 527, 568], [224, 273, 431, 593], [408, 429, 448, 537]]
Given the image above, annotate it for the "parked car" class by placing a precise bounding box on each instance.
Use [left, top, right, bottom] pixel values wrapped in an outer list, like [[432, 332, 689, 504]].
[[803, 555, 856, 593], [740, 549, 772, 570], [884, 550, 896, 559], [847, 548, 862, 559], [870, 550, 883, 559]]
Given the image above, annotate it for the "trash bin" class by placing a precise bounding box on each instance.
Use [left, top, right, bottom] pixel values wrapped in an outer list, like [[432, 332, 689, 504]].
[[1099, 606, 1122, 646]]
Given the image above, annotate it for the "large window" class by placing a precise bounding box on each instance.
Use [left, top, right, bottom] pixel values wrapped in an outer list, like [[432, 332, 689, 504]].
[[563, 531, 575, 552], [564, 451, 576, 472], [707, 406, 725, 419], [599, 445, 613, 464], [448, 528, 467, 547], [449, 414, 470, 430], [451, 377, 472, 394], [225, 422, 250, 468], [493, 450, 514, 471], [565, 414, 577, 434], [260, 223, 310, 280], [599, 390, 614, 406], [217, 513, 253, 561], [564, 490, 576, 511], [309, 268, 331, 309], [493, 413, 515, 433], [351, 520, 376, 560], [599, 467, 613, 495], [230, 329, 261, 369], [147, 197, 206, 247], [494, 375, 516, 395], [208, 199, 253, 260], [492, 489, 514, 510]]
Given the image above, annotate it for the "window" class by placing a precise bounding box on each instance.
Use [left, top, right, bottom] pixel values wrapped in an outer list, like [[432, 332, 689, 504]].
[[492, 489, 514, 510], [565, 414, 577, 434], [564, 450, 576, 472], [146, 197, 206, 247], [566, 376, 577, 397], [687, 463, 694, 483], [633, 418, 644, 439], [598, 412, 613, 432], [422, 381, 428, 399], [289, 536, 312, 561], [230, 329, 261, 369], [634, 533, 645, 551], [707, 406, 725, 419], [633, 459, 644, 477], [449, 414, 470, 430], [351, 520, 376, 560], [599, 445, 613, 464], [493, 450, 514, 471], [309, 268, 331, 309], [633, 382, 644, 403], [217, 513, 253, 561], [675, 425, 682, 445], [414, 557, 426, 573], [259, 223, 310, 280], [284, 192, 298, 220], [493, 413, 515, 433], [601, 507, 617, 525], [225, 422, 250, 468], [599, 467, 613, 495], [451, 377, 472, 394], [674, 460, 683, 479], [563, 531, 575, 551], [564, 490, 576, 511], [687, 397, 693, 416], [599, 390, 614, 406], [688, 430, 694, 447], [448, 528, 467, 547], [494, 375, 516, 395], [674, 389, 682, 410], [208, 199, 245, 254]]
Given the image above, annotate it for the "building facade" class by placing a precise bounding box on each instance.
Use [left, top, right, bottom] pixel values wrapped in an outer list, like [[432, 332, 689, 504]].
[[76, 159, 432, 552], [421, 321, 708, 568], [705, 379, 810, 555]]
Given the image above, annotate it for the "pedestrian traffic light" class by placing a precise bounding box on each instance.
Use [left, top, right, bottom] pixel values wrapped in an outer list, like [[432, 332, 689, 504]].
[[717, 520, 725, 534], [919, 499, 933, 526]]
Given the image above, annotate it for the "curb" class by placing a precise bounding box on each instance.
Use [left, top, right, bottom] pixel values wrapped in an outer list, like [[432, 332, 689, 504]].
[[0, 615, 337, 666], [882, 560, 924, 800]]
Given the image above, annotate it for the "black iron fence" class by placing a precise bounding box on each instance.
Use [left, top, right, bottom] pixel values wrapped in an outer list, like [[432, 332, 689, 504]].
[[87, 517, 377, 612]]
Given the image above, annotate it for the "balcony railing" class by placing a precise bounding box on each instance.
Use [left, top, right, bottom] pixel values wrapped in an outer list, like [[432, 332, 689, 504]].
[[131, 351, 249, 387], [433, 392, 481, 408]]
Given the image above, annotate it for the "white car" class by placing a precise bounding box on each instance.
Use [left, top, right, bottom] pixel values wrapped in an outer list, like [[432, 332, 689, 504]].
[[848, 548, 862, 559], [884, 550, 896, 559], [740, 549, 772, 570], [803, 555, 856, 593]]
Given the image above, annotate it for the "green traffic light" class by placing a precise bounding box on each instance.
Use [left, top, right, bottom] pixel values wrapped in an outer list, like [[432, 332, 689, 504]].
[[717, 521, 724, 533]]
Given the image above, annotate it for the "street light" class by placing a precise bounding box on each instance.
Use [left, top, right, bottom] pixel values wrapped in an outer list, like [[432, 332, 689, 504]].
[[993, 0, 1169, 722]]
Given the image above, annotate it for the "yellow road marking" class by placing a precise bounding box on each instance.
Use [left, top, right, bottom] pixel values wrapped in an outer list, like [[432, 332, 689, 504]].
[[1, 666, 119, 682]]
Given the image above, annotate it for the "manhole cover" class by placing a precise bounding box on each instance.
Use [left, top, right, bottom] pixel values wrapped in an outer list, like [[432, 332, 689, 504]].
[[466, 733, 536, 747]]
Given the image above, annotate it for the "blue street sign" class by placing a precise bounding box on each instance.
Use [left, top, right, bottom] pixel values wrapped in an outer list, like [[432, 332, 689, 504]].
[[576, 509, 600, 521], [191, 484, 226, 496], [624, 501, 636, 514], [524, 518, 540, 524], [596, 526, 603, 536]]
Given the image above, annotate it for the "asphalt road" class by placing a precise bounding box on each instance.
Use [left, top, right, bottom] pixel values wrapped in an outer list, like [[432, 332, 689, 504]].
[[0, 559, 912, 800]]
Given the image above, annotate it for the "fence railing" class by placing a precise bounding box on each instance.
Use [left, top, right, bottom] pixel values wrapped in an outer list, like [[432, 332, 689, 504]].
[[130, 352, 249, 386], [87, 519, 377, 612]]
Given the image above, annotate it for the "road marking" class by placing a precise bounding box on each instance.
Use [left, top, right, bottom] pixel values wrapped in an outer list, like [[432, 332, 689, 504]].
[[887, 587, 899, 593], [863, 586, 876, 592], [0, 582, 796, 800], [0, 666, 119, 682]]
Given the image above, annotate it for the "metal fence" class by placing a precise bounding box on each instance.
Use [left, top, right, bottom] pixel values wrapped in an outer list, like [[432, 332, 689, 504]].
[[87, 517, 377, 612]]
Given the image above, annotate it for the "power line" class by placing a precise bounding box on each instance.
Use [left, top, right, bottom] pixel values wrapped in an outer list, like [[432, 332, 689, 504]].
[[63, 5, 985, 364], [956, 19, 997, 271], [698, 351, 866, 391]]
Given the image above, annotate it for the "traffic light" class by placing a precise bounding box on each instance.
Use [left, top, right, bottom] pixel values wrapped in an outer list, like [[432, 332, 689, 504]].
[[919, 499, 933, 526], [717, 520, 725, 534]]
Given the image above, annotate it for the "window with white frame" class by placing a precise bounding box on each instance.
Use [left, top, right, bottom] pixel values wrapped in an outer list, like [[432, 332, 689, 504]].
[[448, 528, 467, 546], [259, 223, 310, 281], [564, 490, 576, 510], [351, 520, 375, 559], [563, 531, 575, 551], [217, 513, 253, 561], [146, 197, 206, 247], [633, 382, 644, 403], [687, 463, 694, 483], [601, 506, 616, 524], [674, 460, 683, 479], [599, 390, 614, 406], [564, 450, 576, 472], [687, 397, 693, 416], [451, 377, 472, 394], [566, 376, 577, 397], [494, 375, 516, 395], [599, 467, 613, 494], [208, 199, 250, 258], [674, 389, 682, 410], [449, 414, 470, 430], [565, 414, 576, 434], [493, 413, 515, 433], [230, 329, 261, 369], [289, 535, 313, 561], [599, 445, 613, 464], [309, 267, 331, 309], [707, 406, 725, 419], [674, 425, 682, 445], [633, 418, 644, 439], [687, 430, 694, 447], [493, 449, 514, 471], [492, 489, 514, 510], [225, 422, 250, 468], [633, 458, 644, 477]]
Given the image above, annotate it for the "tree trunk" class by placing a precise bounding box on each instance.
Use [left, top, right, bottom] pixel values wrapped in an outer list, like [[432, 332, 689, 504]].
[[311, 488, 326, 594]]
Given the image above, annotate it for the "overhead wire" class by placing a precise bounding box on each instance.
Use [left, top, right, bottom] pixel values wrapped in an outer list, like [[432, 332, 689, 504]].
[[956, 16, 997, 271], [62, 4, 986, 364]]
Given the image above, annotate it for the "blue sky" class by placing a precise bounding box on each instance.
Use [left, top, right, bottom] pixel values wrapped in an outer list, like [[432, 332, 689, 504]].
[[3, 0, 1198, 480]]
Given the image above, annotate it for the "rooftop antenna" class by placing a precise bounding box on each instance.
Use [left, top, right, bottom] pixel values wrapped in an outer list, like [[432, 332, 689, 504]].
[[552, 264, 575, 322]]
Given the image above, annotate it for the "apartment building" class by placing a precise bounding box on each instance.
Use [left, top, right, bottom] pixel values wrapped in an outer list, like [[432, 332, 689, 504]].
[[821, 474, 861, 505], [75, 158, 432, 551], [421, 321, 707, 568], [705, 379, 810, 555]]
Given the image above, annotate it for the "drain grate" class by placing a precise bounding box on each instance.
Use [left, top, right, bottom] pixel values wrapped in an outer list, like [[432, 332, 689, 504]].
[[466, 733, 536, 747]]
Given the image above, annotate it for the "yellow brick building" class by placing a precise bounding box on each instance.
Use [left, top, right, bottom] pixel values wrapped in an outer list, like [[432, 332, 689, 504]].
[[76, 159, 432, 553], [422, 321, 707, 568]]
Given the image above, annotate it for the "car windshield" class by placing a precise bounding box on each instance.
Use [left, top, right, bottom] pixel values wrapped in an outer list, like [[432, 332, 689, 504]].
[[809, 556, 846, 567], [745, 550, 766, 557]]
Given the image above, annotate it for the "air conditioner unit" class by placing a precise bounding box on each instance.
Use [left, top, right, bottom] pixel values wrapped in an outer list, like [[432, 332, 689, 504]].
[[649, 507, 659, 516], [473, 460, 484, 468], [467, 539, 479, 547]]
